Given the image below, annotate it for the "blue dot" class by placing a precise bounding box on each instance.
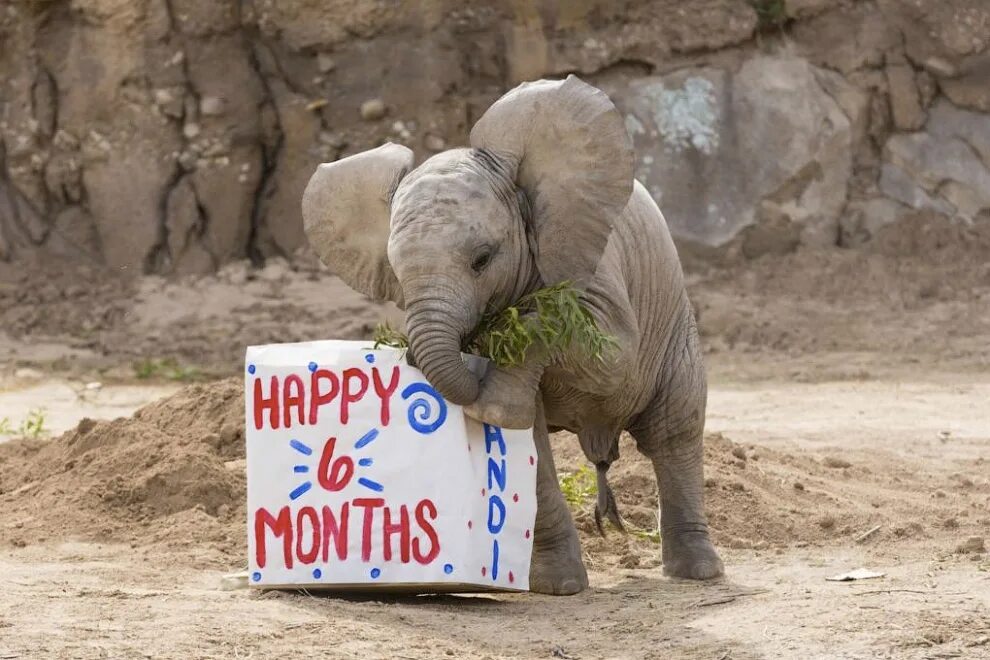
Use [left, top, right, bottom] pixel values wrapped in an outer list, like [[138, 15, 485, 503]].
[[365, 354, 375, 363], [247, 364, 256, 374], [251, 571, 261, 582], [370, 568, 381, 579], [312, 568, 322, 579], [443, 563, 454, 574], [308, 361, 318, 372]]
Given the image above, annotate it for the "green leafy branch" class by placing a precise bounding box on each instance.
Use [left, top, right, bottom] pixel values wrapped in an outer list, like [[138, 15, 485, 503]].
[[374, 282, 616, 368]]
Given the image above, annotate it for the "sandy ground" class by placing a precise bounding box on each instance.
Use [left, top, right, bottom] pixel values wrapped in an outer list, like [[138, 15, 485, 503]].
[[1, 223, 988, 659], [0, 364, 987, 659]]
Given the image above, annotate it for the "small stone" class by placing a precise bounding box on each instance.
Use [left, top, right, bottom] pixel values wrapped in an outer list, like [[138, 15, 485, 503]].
[[731, 446, 747, 461], [219, 571, 249, 591], [153, 88, 174, 105], [224, 458, 247, 473], [218, 260, 250, 285], [360, 98, 387, 121], [177, 151, 197, 171], [823, 456, 852, 469], [704, 477, 717, 488], [305, 99, 328, 112], [318, 130, 345, 148], [886, 63, 925, 131], [793, 481, 805, 491], [199, 96, 226, 116], [53, 129, 79, 150], [183, 123, 201, 139], [85, 381, 102, 390], [14, 367, 43, 379], [957, 536, 986, 554], [727, 536, 752, 549], [316, 53, 336, 73], [220, 422, 240, 445], [424, 134, 446, 152], [258, 256, 290, 282]]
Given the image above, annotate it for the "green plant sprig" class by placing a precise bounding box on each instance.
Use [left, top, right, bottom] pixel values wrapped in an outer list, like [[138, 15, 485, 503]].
[[0, 408, 48, 439], [373, 281, 616, 368]]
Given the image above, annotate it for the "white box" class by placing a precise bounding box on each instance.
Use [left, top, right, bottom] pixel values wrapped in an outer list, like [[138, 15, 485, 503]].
[[245, 340, 537, 592]]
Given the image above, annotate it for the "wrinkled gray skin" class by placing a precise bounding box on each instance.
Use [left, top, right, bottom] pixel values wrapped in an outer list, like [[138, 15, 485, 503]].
[[302, 76, 723, 594]]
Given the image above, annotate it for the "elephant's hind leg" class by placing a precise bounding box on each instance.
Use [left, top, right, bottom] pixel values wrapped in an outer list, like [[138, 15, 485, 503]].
[[630, 317, 723, 580], [528, 398, 588, 595]]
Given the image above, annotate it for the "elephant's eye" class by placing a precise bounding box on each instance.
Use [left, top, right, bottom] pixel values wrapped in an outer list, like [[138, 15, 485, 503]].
[[471, 249, 493, 274]]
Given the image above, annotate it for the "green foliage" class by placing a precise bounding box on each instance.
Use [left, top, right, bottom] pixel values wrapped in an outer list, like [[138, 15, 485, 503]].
[[750, 0, 788, 30], [374, 282, 616, 368], [133, 358, 203, 382], [471, 282, 616, 367], [630, 527, 662, 545], [21, 408, 47, 438], [558, 465, 598, 508], [372, 321, 409, 350], [1, 409, 49, 438]]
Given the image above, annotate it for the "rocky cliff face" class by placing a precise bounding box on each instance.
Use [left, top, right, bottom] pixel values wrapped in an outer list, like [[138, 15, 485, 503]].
[[1, 0, 987, 273]]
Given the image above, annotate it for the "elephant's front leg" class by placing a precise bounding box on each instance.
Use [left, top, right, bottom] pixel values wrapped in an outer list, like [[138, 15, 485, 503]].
[[463, 352, 547, 430], [529, 397, 588, 595]]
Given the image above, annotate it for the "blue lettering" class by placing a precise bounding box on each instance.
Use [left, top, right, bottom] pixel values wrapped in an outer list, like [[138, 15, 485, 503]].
[[491, 539, 499, 580], [487, 495, 506, 534], [487, 457, 506, 491], [483, 424, 506, 455]]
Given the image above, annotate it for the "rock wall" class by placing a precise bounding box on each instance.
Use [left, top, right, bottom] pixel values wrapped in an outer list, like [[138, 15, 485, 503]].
[[1, 0, 988, 273]]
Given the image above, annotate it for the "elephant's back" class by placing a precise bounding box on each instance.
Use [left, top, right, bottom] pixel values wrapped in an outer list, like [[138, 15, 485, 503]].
[[608, 180, 688, 320]]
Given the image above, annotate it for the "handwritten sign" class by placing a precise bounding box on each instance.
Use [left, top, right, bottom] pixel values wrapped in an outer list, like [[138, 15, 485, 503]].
[[245, 340, 537, 592]]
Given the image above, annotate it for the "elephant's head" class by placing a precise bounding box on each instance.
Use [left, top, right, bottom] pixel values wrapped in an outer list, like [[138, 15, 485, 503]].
[[302, 76, 634, 406]]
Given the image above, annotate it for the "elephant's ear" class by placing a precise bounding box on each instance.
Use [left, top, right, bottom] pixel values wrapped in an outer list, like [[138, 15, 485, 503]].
[[470, 75, 634, 285], [302, 143, 413, 303]]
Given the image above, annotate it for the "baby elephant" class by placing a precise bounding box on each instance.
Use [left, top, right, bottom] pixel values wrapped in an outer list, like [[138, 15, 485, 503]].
[[302, 75, 723, 594]]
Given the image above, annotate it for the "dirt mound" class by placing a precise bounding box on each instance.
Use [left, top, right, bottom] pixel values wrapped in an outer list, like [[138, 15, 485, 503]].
[[552, 428, 988, 569], [2, 377, 984, 572], [0, 380, 247, 565]]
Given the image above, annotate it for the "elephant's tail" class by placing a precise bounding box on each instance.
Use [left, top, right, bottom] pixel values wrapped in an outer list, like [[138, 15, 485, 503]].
[[594, 461, 624, 535]]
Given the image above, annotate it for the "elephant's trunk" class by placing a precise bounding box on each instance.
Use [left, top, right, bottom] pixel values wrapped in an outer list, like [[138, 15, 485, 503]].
[[405, 291, 480, 406]]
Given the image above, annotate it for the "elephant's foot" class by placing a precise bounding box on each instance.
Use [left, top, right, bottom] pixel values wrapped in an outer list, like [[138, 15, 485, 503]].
[[464, 395, 535, 430], [529, 527, 588, 595], [462, 366, 538, 429], [661, 529, 724, 580]]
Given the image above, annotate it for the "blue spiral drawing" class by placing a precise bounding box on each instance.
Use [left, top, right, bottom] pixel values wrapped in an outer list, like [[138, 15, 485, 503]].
[[401, 382, 447, 434]]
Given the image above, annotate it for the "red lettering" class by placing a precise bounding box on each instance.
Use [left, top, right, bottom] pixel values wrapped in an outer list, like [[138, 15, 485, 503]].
[[317, 436, 354, 492], [309, 369, 340, 425], [371, 366, 400, 426], [254, 506, 292, 569], [341, 368, 369, 424], [295, 506, 320, 564], [253, 376, 280, 430], [383, 504, 411, 563], [412, 499, 440, 564], [282, 374, 305, 428], [352, 497, 385, 562], [321, 503, 349, 562]]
